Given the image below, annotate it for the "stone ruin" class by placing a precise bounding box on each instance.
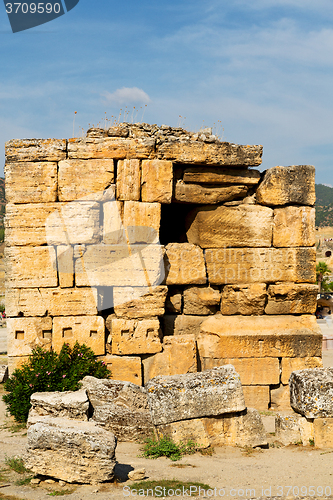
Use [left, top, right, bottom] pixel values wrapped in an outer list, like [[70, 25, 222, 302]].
[[4, 122, 323, 413]]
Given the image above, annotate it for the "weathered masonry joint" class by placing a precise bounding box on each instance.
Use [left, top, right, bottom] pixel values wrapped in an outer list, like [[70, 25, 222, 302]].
[[4, 123, 322, 411]]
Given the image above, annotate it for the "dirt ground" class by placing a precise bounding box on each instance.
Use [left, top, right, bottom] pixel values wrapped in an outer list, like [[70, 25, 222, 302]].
[[0, 353, 332, 499]]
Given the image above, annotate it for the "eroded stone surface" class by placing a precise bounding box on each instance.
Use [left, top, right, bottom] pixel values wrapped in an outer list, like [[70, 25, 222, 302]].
[[221, 283, 267, 315], [0, 365, 8, 383], [273, 206, 315, 247], [175, 183, 247, 204], [6, 139, 66, 162], [5, 162, 57, 203], [200, 357, 280, 385], [281, 357, 323, 385], [25, 417, 117, 484], [117, 159, 141, 201], [123, 201, 161, 244], [290, 368, 333, 418], [145, 365, 245, 425], [314, 418, 333, 448], [113, 286, 167, 318], [52, 316, 105, 355], [242, 386, 270, 411], [68, 136, 155, 160], [275, 413, 314, 446], [5, 247, 58, 288], [110, 318, 162, 355], [265, 283, 318, 315], [28, 390, 89, 425], [7, 317, 52, 357], [183, 167, 261, 185], [183, 286, 221, 315], [164, 243, 206, 285], [96, 355, 142, 385], [141, 160, 173, 203]]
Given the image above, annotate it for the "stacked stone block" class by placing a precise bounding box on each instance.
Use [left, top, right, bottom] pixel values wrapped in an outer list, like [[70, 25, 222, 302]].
[[5, 124, 321, 411]]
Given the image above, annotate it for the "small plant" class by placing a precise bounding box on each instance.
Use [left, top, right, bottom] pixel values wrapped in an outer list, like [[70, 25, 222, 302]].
[[3, 342, 110, 422], [128, 480, 213, 497], [5, 457, 28, 475], [142, 436, 198, 461], [47, 490, 74, 496], [309, 438, 315, 446], [15, 477, 32, 486]]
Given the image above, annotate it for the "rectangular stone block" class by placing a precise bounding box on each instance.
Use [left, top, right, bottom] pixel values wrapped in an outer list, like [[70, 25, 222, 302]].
[[145, 365, 246, 425], [164, 243, 206, 285], [96, 355, 142, 385], [221, 283, 267, 315], [5, 139, 66, 162], [52, 316, 105, 355], [113, 286, 167, 318], [75, 244, 164, 287], [57, 246, 74, 287], [103, 200, 124, 244], [68, 137, 155, 160], [155, 419, 211, 448], [142, 334, 197, 382], [161, 315, 207, 338], [281, 357, 323, 385], [205, 247, 316, 284], [5, 202, 101, 246], [175, 183, 248, 204], [273, 206, 315, 247], [141, 160, 173, 203], [183, 167, 261, 185], [117, 159, 141, 201], [123, 201, 161, 243], [270, 385, 292, 411], [110, 318, 162, 355], [58, 159, 114, 201], [7, 317, 52, 357], [6, 288, 48, 317], [5, 247, 58, 288], [200, 357, 280, 385], [314, 418, 333, 448], [198, 315, 322, 359], [183, 286, 221, 315], [5, 162, 57, 203], [157, 141, 263, 166], [187, 205, 273, 248], [290, 368, 333, 418], [265, 283, 318, 315], [242, 386, 270, 410]]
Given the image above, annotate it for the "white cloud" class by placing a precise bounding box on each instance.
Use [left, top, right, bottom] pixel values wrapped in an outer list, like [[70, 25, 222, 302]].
[[101, 87, 151, 105]]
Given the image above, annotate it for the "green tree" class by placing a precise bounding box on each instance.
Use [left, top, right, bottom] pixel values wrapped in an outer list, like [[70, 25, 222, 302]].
[[316, 261, 331, 293]]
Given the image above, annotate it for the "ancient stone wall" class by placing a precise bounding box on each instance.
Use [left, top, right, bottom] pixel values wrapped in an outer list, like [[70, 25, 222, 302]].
[[4, 123, 322, 410]]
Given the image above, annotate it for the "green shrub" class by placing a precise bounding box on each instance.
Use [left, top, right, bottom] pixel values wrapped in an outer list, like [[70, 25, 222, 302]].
[[3, 342, 110, 422], [142, 436, 198, 461]]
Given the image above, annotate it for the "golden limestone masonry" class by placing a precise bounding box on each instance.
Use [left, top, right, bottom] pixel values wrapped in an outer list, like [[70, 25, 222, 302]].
[[4, 124, 322, 410]]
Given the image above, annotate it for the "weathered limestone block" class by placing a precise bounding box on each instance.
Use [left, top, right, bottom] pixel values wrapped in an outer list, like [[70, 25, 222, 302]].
[[5, 247, 57, 288], [96, 355, 142, 385], [175, 183, 247, 204], [7, 317, 52, 357], [58, 159, 114, 201], [200, 357, 280, 385], [242, 386, 270, 410], [75, 244, 164, 287], [141, 160, 173, 203], [5, 202, 101, 246], [275, 413, 314, 446], [117, 159, 141, 200], [183, 286, 221, 315], [273, 206, 315, 247], [256, 165, 316, 206], [281, 357, 323, 385], [265, 283, 318, 315], [0, 365, 8, 383], [113, 286, 167, 318], [110, 318, 162, 355], [164, 243, 206, 285], [56, 246, 74, 287], [68, 136, 155, 159], [270, 385, 292, 411], [289, 368, 333, 418], [204, 409, 267, 447], [313, 418, 333, 448], [80, 376, 153, 441], [25, 418, 117, 484], [198, 315, 322, 359], [52, 316, 105, 355], [103, 200, 125, 244], [123, 201, 161, 243], [165, 288, 182, 314], [5, 162, 57, 203], [5, 138, 66, 162], [221, 283, 266, 315], [28, 390, 89, 426], [205, 247, 316, 284], [6, 288, 97, 317], [145, 365, 245, 425], [155, 418, 211, 448], [162, 315, 208, 338], [8, 356, 30, 374], [186, 205, 273, 248], [183, 167, 261, 185], [157, 141, 263, 166], [142, 334, 197, 382]]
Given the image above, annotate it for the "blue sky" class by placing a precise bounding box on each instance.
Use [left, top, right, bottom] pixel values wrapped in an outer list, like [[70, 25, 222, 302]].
[[1, 0, 333, 184]]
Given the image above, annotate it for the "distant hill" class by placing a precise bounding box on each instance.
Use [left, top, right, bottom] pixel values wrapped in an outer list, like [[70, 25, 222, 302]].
[[315, 184, 333, 227]]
